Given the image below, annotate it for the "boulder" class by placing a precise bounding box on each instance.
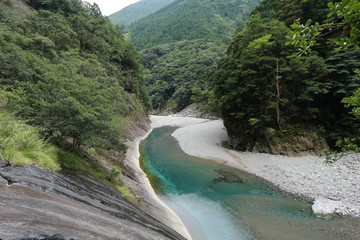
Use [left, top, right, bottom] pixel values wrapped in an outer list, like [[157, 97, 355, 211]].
[[312, 198, 345, 218]]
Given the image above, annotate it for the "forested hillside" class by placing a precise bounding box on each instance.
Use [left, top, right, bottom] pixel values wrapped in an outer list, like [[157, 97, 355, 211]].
[[109, 0, 175, 27], [0, 0, 150, 187], [210, 0, 360, 153], [120, 0, 260, 112], [129, 0, 260, 50], [142, 39, 224, 111]]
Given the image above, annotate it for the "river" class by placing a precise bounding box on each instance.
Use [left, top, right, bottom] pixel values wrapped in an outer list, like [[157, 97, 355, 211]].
[[140, 126, 356, 240]]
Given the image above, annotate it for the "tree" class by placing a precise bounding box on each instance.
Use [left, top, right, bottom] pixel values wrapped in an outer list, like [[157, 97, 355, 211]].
[[18, 60, 110, 148], [211, 15, 300, 150], [288, 0, 360, 116], [210, 1, 358, 153]]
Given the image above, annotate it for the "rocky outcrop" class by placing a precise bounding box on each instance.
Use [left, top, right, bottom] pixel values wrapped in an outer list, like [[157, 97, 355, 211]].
[[0, 161, 186, 240], [228, 125, 329, 157]]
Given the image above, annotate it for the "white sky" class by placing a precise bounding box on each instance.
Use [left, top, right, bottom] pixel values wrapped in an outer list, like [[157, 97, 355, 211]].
[[88, 0, 141, 16]]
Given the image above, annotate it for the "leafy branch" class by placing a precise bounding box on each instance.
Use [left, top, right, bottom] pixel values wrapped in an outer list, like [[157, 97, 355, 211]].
[[323, 137, 360, 163], [342, 69, 360, 118], [287, 0, 360, 54]]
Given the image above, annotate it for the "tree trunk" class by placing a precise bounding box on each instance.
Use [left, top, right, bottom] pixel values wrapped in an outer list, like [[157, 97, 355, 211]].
[[275, 59, 281, 130]]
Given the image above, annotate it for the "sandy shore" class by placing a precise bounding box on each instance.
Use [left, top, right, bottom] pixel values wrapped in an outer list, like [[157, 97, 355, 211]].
[[151, 115, 360, 218]]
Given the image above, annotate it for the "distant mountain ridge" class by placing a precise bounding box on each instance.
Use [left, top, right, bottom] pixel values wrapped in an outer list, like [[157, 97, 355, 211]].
[[109, 0, 175, 27], [128, 0, 261, 50]]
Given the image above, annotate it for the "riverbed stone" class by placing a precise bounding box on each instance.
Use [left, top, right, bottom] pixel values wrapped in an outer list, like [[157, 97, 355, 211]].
[[312, 198, 345, 218]]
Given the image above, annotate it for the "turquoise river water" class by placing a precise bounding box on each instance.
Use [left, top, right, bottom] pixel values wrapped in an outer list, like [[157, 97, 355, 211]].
[[140, 127, 357, 240]]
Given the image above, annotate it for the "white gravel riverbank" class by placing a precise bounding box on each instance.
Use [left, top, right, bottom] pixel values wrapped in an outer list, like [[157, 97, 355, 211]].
[[151, 115, 360, 218]]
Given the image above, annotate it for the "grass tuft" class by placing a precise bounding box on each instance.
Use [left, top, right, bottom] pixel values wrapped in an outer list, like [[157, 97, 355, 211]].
[[57, 149, 91, 171], [0, 111, 60, 170], [0, 111, 137, 203], [115, 184, 136, 201]]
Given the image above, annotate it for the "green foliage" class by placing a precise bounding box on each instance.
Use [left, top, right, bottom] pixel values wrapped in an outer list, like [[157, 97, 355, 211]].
[[109, 0, 175, 27], [103, 166, 136, 201], [57, 148, 136, 201], [343, 70, 360, 118], [0, 1, 144, 202], [0, 0, 13, 19], [284, 0, 360, 157], [323, 137, 360, 163], [211, 15, 298, 149], [129, 0, 261, 50], [328, 0, 360, 50], [106, 166, 123, 184], [16, 55, 131, 150], [323, 69, 360, 162], [56, 149, 90, 171], [287, 0, 360, 54], [287, 19, 322, 54], [248, 118, 260, 126], [129, 0, 227, 50], [210, 0, 360, 151], [0, 0, 149, 151], [142, 39, 225, 111], [27, 10, 79, 51], [0, 0, 12, 5], [25, 0, 85, 15], [125, 0, 260, 112], [115, 184, 136, 201], [0, 111, 60, 170]]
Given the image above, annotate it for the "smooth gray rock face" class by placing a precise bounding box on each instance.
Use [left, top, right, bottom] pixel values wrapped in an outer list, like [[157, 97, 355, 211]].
[[0, 161, 186, 240]]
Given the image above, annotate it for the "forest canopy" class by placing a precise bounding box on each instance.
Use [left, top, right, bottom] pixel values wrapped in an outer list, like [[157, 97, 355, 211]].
[[120, 0, 261, 113], [209, 0, 360, 152], [0, 0, 150, 151]]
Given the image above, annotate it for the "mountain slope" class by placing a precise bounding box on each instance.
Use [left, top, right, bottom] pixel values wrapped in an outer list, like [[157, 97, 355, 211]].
[[142, 39, 225, 111], [129, 0, 229, 50], [129, 0, 260, 50], [126, 0, 261, 112], [109, 0, 175, 27]]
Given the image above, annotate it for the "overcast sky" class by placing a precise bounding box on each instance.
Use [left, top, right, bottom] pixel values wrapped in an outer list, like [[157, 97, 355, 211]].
[[88, 0, 140, 16]]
